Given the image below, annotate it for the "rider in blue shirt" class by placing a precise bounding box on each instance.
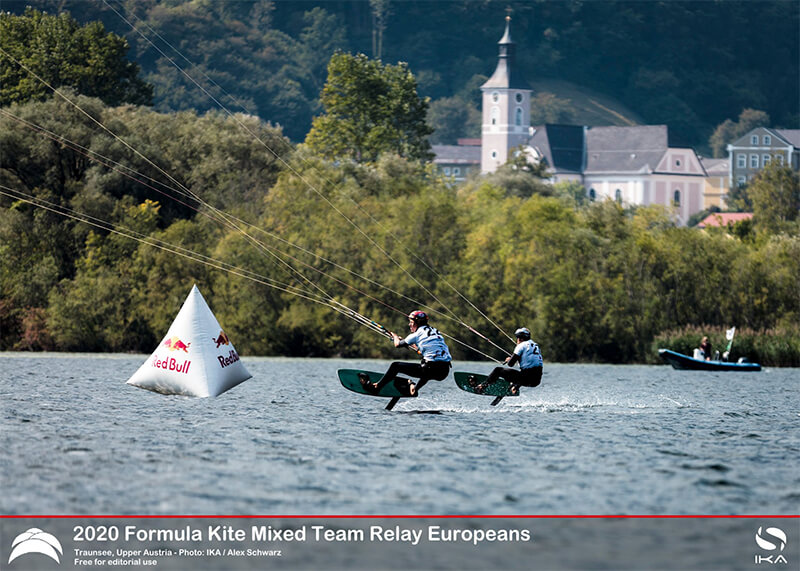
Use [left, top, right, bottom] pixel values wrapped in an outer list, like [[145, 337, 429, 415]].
[[479, 327, 543, 395], [361, 310, 451, 395]]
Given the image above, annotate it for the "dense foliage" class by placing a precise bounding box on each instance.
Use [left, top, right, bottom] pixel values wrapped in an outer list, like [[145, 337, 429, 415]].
[[1, 4, 798, 364], [4, 0, 798, 149], [2, 96, 798, 364], [0, 9, 152, 107], [305, 52, 433, 163]]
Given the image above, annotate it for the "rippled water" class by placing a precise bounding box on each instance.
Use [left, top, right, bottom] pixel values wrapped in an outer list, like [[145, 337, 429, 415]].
[[1, 354, 798, 515]]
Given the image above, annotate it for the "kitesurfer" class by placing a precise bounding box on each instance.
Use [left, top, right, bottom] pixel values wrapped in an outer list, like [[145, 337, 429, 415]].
[[477, 327, 542, 395], [361, 310, 452, 395]]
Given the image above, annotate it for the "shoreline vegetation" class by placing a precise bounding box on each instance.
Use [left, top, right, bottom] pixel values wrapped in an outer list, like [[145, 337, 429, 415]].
[[1, 96, 799, 367], [1, 7, 798, 367]]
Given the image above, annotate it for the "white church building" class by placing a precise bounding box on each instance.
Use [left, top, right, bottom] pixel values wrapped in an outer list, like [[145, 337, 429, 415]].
[[433, 15, 709, 225]]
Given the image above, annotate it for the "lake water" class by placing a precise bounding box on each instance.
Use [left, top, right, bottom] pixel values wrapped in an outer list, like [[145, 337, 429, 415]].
[[1, 353, 798, 516]]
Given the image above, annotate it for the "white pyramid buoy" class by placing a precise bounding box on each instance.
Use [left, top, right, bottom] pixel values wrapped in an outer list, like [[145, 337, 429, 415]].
[[127, 285, 252, 397]]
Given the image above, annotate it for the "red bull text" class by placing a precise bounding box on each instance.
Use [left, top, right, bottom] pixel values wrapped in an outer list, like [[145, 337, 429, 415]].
[[218, 350, 240, 369], [151, 355, 191, 374]]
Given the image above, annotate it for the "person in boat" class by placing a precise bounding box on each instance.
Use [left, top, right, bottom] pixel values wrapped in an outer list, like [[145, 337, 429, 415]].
[[476, 327, 543, 395], [361, 310, 452, 395], [699, 336, 712, 360]]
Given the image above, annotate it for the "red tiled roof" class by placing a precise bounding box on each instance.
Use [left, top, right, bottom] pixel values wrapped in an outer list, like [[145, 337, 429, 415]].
[[697, 212, 753, 228]]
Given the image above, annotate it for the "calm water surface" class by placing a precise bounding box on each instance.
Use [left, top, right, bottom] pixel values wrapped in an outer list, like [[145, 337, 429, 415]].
[[1, 354, 798, 515]]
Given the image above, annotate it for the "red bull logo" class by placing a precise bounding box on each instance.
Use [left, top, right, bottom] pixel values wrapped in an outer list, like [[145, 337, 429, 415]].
[[151, 355, 191, 374], [212, 330, 230, 349], [218, 350, 240, 369], [163, 336, 191, 352]]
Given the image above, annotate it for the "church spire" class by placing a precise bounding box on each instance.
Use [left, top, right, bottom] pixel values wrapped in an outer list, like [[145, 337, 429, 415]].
[[480, 11, 533, 174], [481, 11, 528, 90]]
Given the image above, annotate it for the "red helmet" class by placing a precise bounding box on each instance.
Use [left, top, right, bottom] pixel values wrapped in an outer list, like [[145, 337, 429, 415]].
[[408, 310, 428, 325]]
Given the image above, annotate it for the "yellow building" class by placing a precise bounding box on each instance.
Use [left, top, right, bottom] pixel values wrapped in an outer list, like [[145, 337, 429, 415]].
[[700, 157, 730, 209]]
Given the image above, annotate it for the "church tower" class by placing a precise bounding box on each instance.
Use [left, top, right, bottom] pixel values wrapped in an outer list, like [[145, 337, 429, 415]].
[[481, 14, 532, 173]]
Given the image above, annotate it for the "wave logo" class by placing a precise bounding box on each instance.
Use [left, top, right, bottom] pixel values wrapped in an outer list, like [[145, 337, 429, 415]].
[[8, 528, 63, 565], [756, 527, 787, 551], [755, 527, 788, 565]]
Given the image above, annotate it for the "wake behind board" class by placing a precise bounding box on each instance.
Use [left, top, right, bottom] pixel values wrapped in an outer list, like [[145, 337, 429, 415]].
[[454, 371, 518, 406], [338, 369, 416, 410]]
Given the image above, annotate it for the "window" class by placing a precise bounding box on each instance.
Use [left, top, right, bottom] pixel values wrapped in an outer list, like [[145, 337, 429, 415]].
[[453, 167, 461, 176], [764, 135, 771, 145], [750, 154, 759, 168], [491, 107, 499, 126], [491, 91, 499, 103], [673, 190, 681, 206], [675, 159, 681, 167], [763, 154, 771, 166], [737, 176, 747, 186], [491, 150, 497, 159], [751, 135, 758, 145], [515, 107, 523, 126], [615, 189, 622, 203], [515, 92, 523, 103], [737, 154, 746, 168], [443, 167, 451, 175], [589, 188, 596, 201], [777, 154, 785, 165]]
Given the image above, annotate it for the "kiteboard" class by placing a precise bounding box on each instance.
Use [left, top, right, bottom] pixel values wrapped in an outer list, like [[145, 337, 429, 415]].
[[454, 371, 519, 406], [338, 369, 417, 410]]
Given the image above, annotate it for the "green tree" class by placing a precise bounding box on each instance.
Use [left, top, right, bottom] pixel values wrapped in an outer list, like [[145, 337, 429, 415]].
[[482, 147, 551, 199], [748, 162, 800, 235], [552, 180, 589, 208], [427, 95, 480, 144], [708, 108, 770, 158], [530, 92, 577, 125], [0, 8, 152, 107], [305, 52, 433, 163]]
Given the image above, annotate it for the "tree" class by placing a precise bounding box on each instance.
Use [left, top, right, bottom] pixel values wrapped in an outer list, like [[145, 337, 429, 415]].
[[427, 95, 480, 144], [304, 52, 433, 163], [0, 8, 153, 107], [708, 108, 770, 158], [748, 162, 800, 235], [369, 0, 391, 59], [530, 92, 577, 125]]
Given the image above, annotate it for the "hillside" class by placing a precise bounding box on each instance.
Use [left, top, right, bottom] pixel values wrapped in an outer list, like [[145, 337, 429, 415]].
[[4, 0, 798, 147], [531, 79, 643, 127]]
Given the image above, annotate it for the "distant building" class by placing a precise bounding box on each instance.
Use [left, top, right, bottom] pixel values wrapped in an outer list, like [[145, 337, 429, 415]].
[[697, 212, 753, 229], [430, 14, 733, 225], [727, 127, 800, 187], [526, 124, 584, 183], [700, 157, 730, 209], [432, 138, 481, 182], [480, 15, 532, 174], [582, 125, 706, 223]]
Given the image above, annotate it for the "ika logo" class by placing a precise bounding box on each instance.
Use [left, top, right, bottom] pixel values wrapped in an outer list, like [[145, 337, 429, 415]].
[[8, 528, 63, 565], [754, 526, 788, 565]]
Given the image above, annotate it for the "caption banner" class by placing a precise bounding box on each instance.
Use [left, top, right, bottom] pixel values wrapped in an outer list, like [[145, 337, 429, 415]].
[[1, 516, 797, 570]]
